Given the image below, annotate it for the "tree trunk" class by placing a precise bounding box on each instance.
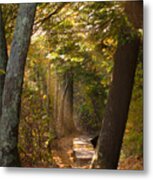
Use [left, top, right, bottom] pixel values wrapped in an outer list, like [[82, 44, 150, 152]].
[[0, 6, 8, 117], [56, 70, 76, 137], [91, 1, 143, 169], [124, 0, 143, 29], [63, 70, 75, 134], [91, 32, 140, 169], [46, 63, 51, 116], [0, 4, 36, 167], [54, 70, 58, 122], [56, 75, 69, 137]]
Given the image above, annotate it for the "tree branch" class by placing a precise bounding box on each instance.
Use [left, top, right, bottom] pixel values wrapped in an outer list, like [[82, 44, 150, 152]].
[[34, 3, 68, 27]]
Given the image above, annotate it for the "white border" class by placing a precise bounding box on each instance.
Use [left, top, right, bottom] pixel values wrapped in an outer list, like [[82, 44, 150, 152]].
[[0, 0, 144, 3]]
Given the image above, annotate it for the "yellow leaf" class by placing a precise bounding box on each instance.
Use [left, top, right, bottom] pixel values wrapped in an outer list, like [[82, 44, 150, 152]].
[[32, 130, 36, 136], [43, 95, 47, 99], [0, 69, 5, 75]]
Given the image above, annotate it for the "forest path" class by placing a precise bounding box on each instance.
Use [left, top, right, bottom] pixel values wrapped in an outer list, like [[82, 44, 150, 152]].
[[51, 134, 143, 170], [51, 133, 95, 169]]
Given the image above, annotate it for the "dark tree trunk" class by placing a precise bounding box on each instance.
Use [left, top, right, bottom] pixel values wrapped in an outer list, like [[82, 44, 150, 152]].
[[124, 0, 143, 29], [0, 6, 8, 117], [91, 33, 140, 169], [63, 70, 75, 134], [0, 4, 36, 167], [91, 1, 143, 169]]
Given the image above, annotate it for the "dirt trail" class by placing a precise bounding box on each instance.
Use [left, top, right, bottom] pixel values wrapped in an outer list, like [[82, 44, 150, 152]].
[[51, 134, 143, 170], [51, 133, 94, 169]]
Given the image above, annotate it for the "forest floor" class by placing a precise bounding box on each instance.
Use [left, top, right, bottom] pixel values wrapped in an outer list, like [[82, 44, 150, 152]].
[[20, 132, 143, 169], [51, 133, 94, 169], [118, 155, 143, 170], [51, 133, 143, 170]]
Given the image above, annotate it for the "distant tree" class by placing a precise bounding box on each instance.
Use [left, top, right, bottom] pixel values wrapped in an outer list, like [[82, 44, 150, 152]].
[[91, 1, 143, 169], [56, 69, 76, 137], [0, 3, 36, 167]]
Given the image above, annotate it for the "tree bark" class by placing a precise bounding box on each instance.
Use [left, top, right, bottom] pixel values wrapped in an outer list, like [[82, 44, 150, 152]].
[[0, 3, 36, 167], [56, 70, 76, 137], [54, 70, 58, 122], [124, 0, 143, 29], [0, 6, 8, 117], [63, 70, 75, 134], [46, 63, 51, 116], [91, 1, 143, 169], [91, 32, 140, 169]]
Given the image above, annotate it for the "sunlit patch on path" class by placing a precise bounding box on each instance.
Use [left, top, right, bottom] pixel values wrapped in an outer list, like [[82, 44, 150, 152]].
[[72, 136, 95, 168], [51, 135, 95, 169]]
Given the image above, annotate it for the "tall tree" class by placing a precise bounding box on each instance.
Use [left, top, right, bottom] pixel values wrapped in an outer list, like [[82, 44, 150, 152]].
[[91, 1, 143, 169], [56, 69, 76, 137], [0, 6, 8, 117], [63, 70, 75, 135], [0, 3, 36, 167]]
